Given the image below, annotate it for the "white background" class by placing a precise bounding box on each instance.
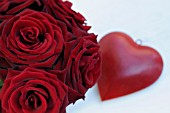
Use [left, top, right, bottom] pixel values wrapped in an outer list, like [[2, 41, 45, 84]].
[[66, 0, 170, 113]]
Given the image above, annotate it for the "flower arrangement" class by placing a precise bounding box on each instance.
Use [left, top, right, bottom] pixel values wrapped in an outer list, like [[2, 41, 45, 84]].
[[0, 0, 101, 113]]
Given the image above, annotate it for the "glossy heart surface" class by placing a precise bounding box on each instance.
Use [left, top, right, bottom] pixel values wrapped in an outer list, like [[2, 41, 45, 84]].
[[98, 32, 163, 101]]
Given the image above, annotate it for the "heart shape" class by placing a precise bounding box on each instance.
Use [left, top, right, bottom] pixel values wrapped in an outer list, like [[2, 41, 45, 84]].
[[98, 32, 163, 101]]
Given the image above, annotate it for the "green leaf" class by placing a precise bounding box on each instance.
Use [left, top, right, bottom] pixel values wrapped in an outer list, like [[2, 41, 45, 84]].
[[0, 79, 3, 89]]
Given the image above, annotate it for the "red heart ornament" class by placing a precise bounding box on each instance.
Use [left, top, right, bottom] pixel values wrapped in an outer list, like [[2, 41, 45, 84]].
[[98, 32, 163, 101]]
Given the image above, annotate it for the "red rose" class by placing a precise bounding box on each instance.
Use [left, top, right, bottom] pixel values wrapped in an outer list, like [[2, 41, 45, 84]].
[[0, 0, 90, 32], [0, 67, 68, 113], [0, 9, 65, 68], [67, 34, 101, 91], [62, 34, 101, 103]]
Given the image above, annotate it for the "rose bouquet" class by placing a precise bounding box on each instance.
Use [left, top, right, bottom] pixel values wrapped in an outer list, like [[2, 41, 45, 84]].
[[0, 0, 101, 113]]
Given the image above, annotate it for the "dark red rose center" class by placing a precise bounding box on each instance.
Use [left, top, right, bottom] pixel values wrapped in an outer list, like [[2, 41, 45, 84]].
[[20, 27, 43, 45], [28, 94, 39, 108], [26, 92, 41, 109]]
